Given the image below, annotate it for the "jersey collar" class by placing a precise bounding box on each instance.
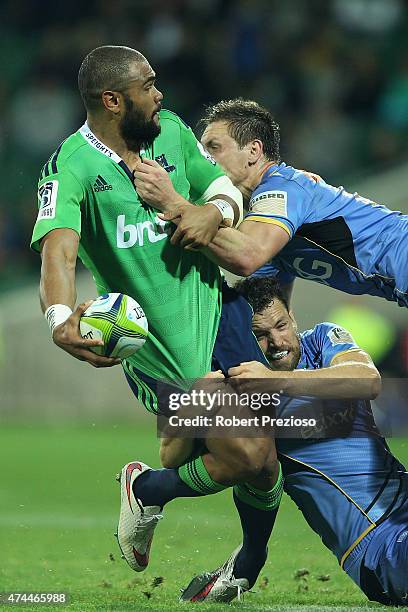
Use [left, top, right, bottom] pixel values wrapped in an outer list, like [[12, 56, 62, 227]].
[[79, 122, 122, 163], [262, 161, 285, 180], [79, 122, 149, 183], [253, 161, 283, 191], [79, 122, 148, 161]]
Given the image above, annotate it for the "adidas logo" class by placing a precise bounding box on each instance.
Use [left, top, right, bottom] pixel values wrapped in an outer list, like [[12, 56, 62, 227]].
[[93, 175, 113, 192]]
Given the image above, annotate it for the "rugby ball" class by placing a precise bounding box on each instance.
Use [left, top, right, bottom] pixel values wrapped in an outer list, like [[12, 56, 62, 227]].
[[80, 293, 148, 359]]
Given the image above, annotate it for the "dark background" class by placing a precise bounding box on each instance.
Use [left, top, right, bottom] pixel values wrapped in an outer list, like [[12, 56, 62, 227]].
[[2, 0, 408, 288]]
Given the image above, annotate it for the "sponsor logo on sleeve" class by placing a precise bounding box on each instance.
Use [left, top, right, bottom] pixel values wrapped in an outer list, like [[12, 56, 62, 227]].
[[196, 141, 216, 165], [37, 180, 59, 220], [328, 327, 355, 346], [249, 190, 288, 216]]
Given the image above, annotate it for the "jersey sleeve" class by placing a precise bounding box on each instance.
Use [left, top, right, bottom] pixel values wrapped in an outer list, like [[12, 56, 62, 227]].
[[245, 176, 309, 238], [179, 120, 225, 202], [316, 322, 361, 368], [251, 261, 296, 285], [31, 168, 84, 253]]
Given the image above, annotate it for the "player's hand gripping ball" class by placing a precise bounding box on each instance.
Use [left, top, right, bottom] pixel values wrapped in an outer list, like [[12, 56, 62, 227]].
[[80, 293, 148, 359]]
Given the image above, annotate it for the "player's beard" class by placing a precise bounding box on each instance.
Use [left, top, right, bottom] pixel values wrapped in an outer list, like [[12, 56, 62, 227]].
[[266, 337, 301, 371], [120, 94, 161, 152]]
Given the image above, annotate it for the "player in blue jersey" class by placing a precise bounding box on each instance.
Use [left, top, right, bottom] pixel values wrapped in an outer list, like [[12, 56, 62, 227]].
[[176, 276, 408, 606], [146, 98, 408, 307]]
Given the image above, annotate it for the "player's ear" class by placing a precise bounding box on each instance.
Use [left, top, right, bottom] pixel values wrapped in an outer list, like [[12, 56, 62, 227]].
[[102, 90, 121, 114], [248, 139, 264, 165]]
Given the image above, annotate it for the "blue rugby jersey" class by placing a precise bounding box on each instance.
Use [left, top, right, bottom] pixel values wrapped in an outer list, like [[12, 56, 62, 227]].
[[248, 163, 408, 306], [277, 323, 408, 569]]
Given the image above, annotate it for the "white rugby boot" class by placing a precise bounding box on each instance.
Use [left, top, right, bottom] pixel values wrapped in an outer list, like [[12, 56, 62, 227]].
[[180, 546, 249, 602], [115, 461, 162, 572]]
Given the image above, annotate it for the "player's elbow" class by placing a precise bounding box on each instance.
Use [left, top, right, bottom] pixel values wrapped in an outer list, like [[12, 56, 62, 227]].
[[240, 242, 276, 276], [235, 253, 264, 277], [359, 368, 381, 399], [368, 371, 382, 400], [238, 263, 258, 277]]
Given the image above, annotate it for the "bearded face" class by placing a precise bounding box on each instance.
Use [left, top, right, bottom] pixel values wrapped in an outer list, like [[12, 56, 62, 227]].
[[119, 93, 161, 152]]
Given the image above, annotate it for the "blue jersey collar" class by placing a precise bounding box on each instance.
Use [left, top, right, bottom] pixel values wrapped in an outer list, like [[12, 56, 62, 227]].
[[261, 161, 286, 181]]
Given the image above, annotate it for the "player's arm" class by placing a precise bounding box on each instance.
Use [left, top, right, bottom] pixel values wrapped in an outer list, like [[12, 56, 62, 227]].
[[229, 350, 381, 400], [32, 168, 118, 367], [279, 349, 381, 399], [133, 120, 243, 247], [40, 228, 78, 311], [164, 175, 244, 249], [201, 180, 304, 274], [200, 219, 290, 276], [40, 229, 120, 368], [134, 159, 241, 247], [135, 159, 241, 223]]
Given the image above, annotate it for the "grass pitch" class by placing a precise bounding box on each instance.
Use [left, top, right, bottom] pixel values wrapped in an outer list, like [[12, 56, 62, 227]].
[[1, 422, 406, 611]]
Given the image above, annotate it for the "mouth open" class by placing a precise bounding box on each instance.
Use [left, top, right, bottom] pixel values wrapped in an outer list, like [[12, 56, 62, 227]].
[[269, 350, 289, 361]]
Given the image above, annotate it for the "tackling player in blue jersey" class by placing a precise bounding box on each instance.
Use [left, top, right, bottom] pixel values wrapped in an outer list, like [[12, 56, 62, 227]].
[[174, 277, 408, 605], [147, 98, 408, 307]]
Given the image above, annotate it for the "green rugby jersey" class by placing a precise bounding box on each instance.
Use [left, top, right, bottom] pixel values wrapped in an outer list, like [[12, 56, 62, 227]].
[[31, 110, 225, 384]]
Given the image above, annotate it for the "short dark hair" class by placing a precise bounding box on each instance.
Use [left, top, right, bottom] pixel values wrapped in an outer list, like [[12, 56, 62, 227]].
[[199, 98, 280, 162], [236, 276, 289, 314], [78, 45, 146, 111]]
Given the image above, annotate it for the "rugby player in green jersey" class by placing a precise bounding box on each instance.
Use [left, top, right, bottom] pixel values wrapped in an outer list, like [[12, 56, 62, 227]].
[[31, 46, 283, 596]]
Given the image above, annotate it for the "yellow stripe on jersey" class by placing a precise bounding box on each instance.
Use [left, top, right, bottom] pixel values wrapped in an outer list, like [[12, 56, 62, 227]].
[[279, 453, 375, 522], [329, 348, 364, 366], [280, 453, 378, 568], [340, 523, 378, 568], [244, 216, 292, 236]]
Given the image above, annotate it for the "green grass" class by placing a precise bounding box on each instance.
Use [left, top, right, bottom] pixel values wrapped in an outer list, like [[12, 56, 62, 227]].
[[1, 422, 407, 611]]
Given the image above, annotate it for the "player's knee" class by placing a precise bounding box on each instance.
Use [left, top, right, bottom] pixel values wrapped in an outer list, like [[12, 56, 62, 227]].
[[242, 439, 273, 477], [262, 446, 279, 477], [205, 437, 274, 483], [226, 439, 273, 482], [209, 457, 260, 484], [236, 456, 264, 480]]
